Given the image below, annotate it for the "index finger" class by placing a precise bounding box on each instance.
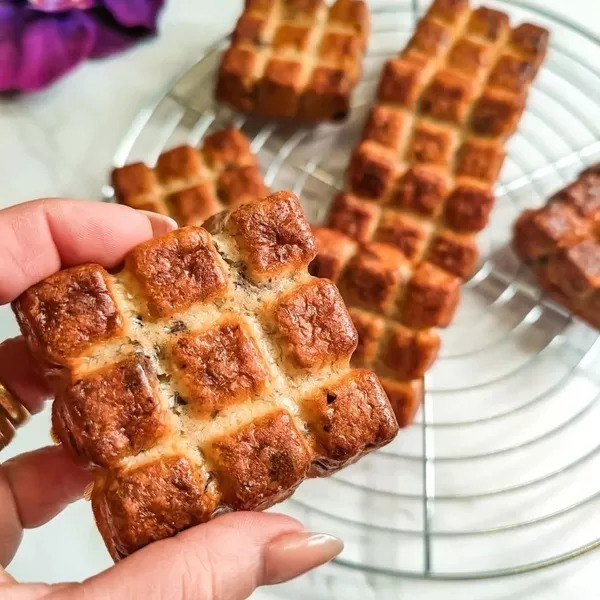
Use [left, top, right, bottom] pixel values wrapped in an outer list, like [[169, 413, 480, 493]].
[[0, 198, 176, 304]]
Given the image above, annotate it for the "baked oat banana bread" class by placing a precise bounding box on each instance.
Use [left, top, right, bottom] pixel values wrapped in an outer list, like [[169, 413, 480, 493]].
[[111, 128, 268, 226], [12, 191, 398, 560], [312, 0, 549, 425], [216, 0, 369, 121], [513, 164, 600, 329]]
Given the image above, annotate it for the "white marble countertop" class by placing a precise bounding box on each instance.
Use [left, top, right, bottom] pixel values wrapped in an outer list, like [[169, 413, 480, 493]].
[[1, 1, 599, 597]]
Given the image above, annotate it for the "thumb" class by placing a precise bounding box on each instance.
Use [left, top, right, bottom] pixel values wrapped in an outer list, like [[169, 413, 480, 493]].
[[65, 512, 343, 600]]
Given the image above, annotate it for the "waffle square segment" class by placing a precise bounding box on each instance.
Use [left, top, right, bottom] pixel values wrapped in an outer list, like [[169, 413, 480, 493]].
[[12, 191, 398, 560], [216, 0, 369, 121], [111, 128, 269, 226], [513, 164, 600, 330]]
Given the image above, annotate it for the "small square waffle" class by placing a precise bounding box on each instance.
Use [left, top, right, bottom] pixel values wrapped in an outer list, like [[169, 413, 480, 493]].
[[12, 191, 398, 560], [111, 128, 268, 226], [514, 164, 600, 329], [216, 0, 369, 121]]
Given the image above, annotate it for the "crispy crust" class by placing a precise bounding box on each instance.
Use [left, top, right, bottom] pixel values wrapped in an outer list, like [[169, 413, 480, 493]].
[[215, 0, 369, 121], [310, 1, 548, 425], [302, 369, 398, 474], [380, 378, 425, 428], [53, 355, 167, 467], [111, 128, 268, 226], [92, 455, 219, 562], [206, 190, 317, 282], [169, 318, 269, 415], [13, 192, 398, 560], [125, 227, 229, 318], [206, 410, 311, 510], [513, 164, 600, 329], [271, 279, 358, 369], [327, 192, 382, 242], [339, 243, 412, 314], [13, 265, 124, 366]]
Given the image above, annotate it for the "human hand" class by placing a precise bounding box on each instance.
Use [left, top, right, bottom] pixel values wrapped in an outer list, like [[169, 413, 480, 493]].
[[0, 199, 343, 599]]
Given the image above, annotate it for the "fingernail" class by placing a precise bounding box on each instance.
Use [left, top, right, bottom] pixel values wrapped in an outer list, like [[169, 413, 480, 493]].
[[137, 210, 178, 236], [264, 531, 343, 585]]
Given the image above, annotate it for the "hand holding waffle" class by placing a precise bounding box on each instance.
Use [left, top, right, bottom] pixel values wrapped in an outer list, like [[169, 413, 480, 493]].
[[0, 199, 350, 599]]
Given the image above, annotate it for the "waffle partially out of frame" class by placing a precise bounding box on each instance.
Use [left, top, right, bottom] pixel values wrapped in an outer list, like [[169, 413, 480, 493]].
[[514, 164, 600, 329], [111, 128, 269, 226], [216, 0, 369, 121], [311, 0, 549, 425], [12, 191, 398, 560]]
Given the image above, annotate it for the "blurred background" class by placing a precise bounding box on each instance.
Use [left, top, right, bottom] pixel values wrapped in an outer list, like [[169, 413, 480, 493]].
[[1, 0, 599, 597]]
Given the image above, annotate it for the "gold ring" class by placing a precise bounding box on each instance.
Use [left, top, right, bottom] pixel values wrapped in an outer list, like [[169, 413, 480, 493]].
[[0, 383, 30, 452]]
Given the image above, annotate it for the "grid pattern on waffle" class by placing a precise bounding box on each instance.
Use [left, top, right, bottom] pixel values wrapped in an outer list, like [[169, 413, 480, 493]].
[[312, 0, 549, 425], [111, 128, 268, 226], [514, 164, 600, 330], [328, 0, 549, 279], [12, 192, 398, 561], [216, 0, 369, 121]]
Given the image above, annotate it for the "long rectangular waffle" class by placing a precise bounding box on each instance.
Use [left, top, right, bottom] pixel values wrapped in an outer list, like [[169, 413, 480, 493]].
[[111, 128, 268, 226], [513, 164, 600, 329], [312, 0, 549, 425], [216, 0, 369, 121], [12, 191, 398, 560]]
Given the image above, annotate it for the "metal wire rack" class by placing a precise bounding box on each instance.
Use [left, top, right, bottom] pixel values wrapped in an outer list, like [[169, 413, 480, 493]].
[[103, 0, 600, 581]]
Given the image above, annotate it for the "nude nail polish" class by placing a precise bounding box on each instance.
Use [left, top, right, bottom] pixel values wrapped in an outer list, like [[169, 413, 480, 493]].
[[264, 531, 344, 585], [136, 210, 178, 236]]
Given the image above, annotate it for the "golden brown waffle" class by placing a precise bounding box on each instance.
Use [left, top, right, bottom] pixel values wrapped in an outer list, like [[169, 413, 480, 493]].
[[513, 164, 600, 329], [311, 0, 549, 425], [0, 383, 29, 451], [216, 0, 369, 121], [12, 191, 398, 560], [111, 128, 269, 226]]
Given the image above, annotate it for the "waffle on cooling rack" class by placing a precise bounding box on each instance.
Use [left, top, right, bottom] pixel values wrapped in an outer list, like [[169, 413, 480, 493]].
[[111, 128, 268, 226], [311, 0, 549, 425], [514, 164, 600, 329], [216, 0, 369, 121], [12, 191, 398, 560]]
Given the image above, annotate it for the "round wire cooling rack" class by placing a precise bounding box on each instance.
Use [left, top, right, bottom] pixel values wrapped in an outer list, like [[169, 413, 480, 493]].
[[103, 0, 600, 582]]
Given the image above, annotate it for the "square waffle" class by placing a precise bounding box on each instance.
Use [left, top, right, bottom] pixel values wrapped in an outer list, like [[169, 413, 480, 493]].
[[312, 0, 549, 425], [216, 0, 369, 121], [513, 164, 600, 329], [111, 128, 269, 226], [12, 192, 398, 560]]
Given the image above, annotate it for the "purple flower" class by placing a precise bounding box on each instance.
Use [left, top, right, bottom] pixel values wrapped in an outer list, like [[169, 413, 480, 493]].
[[0, 0, 164, 92]]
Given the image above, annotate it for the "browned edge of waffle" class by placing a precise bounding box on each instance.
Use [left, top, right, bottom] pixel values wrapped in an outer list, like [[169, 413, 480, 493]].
[[216, 0, 370, 121], [513, 163, 600, 329], [111, 128, 269, 227]]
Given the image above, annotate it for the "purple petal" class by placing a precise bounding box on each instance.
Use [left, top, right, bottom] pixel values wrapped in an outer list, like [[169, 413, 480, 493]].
[[101, 0, 163, 30], [27, 0, 96, 12], [12, 11, 96, 91], [0, 0, 164, 92], [89, 11, 138, 57], [0, 7, 22, 91]]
